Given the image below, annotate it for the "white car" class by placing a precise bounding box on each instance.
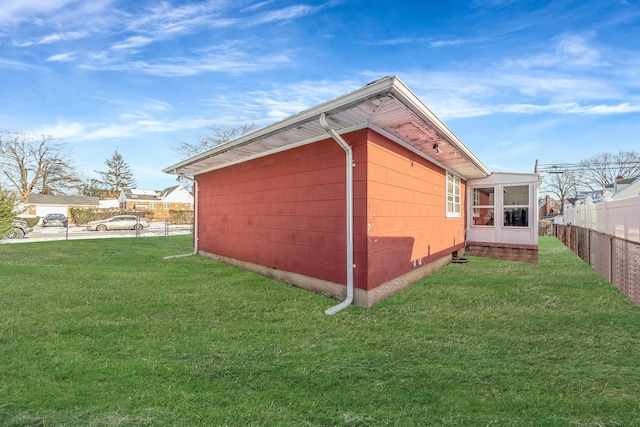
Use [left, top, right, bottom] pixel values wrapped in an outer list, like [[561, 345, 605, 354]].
[[86, 215, 150, 231]]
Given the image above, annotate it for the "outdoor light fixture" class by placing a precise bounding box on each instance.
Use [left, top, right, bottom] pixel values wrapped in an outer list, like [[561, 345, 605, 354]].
[[433, 143, 442, 155]]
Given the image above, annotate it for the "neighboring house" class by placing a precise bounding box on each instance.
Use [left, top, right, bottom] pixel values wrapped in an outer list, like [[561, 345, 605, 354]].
[[118, 185, 193, 220], [99, 199, 120, 209], [25, 194, 99, 223], [571, 176, 639, 205], [611, 176, 640, 200], [575, 190, 600, 205], [538, 195, 561, 218], [164, 76, 540, 310]]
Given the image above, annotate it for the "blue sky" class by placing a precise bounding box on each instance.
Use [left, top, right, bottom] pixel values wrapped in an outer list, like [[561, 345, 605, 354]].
[[1, 0, 639, 191]]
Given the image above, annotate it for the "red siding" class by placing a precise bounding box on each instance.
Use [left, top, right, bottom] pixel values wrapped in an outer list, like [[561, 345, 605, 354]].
[[196, 128, 465, 295], [365, 130, 466, 288], [197, 133, 368, 285]]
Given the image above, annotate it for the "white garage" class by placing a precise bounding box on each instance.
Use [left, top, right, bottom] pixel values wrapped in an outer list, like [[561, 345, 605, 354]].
[[26, 194, 100, 224]]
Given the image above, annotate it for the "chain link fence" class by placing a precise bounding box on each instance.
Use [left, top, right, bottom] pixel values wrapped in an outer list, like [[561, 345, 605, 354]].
[[3, 219, 194, 244], [554, 224, 640, 306]]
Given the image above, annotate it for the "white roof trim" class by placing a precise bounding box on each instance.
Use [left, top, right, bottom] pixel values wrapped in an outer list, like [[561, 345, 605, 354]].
[[164, 76, 491, 179]]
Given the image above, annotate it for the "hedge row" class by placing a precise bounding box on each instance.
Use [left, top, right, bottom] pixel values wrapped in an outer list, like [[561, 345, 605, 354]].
[[69, 208, 193, 225]]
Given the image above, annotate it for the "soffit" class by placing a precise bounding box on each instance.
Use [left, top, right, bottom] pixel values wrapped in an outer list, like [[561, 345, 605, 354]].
[[164, 76, 490, 180]]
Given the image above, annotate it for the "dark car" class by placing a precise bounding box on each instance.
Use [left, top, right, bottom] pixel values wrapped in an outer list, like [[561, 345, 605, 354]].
[[42, 213, 68, 227], [4, 219, 33, 239]]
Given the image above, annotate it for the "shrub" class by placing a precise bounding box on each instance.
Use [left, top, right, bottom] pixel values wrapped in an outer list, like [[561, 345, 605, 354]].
[[22, 216, 40, 228], [168, 209, 193, 225], [539, 219, 553, 236], [69, 207, 155, 225]]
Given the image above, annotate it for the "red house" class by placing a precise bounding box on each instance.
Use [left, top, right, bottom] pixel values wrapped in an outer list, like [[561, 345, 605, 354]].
[[164, 76, 540, 313]]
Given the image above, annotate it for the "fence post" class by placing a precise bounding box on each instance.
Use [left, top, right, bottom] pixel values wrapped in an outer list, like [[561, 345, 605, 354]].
[[602, 191, 611, 236], [610, 235, 614, 283], [587, 229, 591, 266]]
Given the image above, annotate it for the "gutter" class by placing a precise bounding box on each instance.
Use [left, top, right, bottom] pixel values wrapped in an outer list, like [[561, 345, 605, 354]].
[[163, 172, 199, 259], [319, 113, 355, 315]]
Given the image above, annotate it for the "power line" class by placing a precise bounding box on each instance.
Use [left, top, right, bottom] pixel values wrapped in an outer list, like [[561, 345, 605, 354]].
[[535, 160, 640, 174]]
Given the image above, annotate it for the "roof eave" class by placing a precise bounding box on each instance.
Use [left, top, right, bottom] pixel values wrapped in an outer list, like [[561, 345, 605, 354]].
[[162, 76, 399, 175], [163, 76, 491, 179]]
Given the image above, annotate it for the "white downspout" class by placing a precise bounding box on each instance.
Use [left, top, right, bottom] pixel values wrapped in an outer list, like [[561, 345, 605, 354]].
[[319, 113, 355, 315], [163, 172, 199, 259]]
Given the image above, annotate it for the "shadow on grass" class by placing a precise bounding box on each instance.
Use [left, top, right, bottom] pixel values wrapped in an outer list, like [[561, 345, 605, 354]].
[[1, 236, 639, 426]]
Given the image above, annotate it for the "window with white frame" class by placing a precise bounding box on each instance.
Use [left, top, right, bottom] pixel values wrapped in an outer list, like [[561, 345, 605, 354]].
[[472, 186, 495, 226], [446, 172, 461, 217], [503, 185, 529, 227]]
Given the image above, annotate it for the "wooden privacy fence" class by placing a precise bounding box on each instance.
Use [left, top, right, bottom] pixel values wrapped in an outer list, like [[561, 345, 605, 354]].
[[555, 224, 640, 306]]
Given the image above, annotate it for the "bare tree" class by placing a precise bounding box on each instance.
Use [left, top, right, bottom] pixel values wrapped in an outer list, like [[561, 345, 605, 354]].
[[77, 175, 112, 199], [541, 169, 584, 214], [0, 131, 80, 202], [174, 123, 257, 159], [40, 155, 82, 195], [579, 150, 640, 191]]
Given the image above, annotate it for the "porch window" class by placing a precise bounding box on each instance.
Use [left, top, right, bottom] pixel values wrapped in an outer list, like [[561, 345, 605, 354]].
[[472, 187, 495, 226], [503, 185, 529, 227], [446, 172, 461, 217]]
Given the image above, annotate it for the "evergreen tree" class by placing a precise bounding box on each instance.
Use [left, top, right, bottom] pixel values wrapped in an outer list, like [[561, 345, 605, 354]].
[[95, 150, 137, 198], [0, 191, 16, 238]]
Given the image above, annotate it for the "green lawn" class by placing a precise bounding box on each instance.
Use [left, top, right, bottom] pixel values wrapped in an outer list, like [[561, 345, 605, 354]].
[[1, 236, 639, 426]]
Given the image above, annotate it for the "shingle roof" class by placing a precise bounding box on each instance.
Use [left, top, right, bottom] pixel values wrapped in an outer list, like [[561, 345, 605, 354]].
[[122, 188, 160, 201], [28, 194, 99, 206], [157, 185, 180, 198], [121, 186, 183, 201]]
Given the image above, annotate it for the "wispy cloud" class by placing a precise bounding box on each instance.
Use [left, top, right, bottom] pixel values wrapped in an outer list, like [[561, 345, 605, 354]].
[[40, 31, 87, 44], [561, 102, 640, 115], [11, 30, 88, 47], [430, 39, 466, 47], [369, 37, 466, 47], [247, 4, 321, 25], [0, 0, 76, 24], [504, 33, 602, 69], [31, 116, 212, 141], [371, 37, 428, 46], [46, 52, 76, 62], [81, 48, 291, 77], [30, 120, 85, 139], [204, 79, 362, 121], [111, 36, 154, 50], [397, 62, 639, 120], [119, 99, 173, 120], [0, 57, 44, 69]]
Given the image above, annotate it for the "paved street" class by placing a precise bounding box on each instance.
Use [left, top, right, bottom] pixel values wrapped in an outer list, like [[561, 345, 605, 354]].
[[2, 223, 192, 244]]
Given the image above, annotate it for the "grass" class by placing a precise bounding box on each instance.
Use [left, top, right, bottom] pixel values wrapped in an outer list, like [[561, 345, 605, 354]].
[[1, 235, 639, 426]]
